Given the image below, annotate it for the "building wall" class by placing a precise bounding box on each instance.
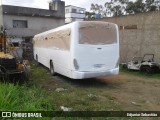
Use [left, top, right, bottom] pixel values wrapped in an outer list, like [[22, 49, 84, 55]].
[[65, 17, 83, 23], [0, 6, 3, 26], [3, 15, 65, 37], [65, 15, 84, 23], [65, 13, 85, 18], [65, 6, 85, 24], [97, 11, 160, 63]]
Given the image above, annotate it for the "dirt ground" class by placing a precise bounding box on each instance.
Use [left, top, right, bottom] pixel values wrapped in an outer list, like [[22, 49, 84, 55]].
[[41, 71, 160, 111], [100, 73, 160, 111]]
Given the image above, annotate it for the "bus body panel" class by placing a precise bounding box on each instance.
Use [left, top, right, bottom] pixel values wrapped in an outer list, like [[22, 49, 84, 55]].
[[33, 21, 119, 79], [71, 68, 119, 79], [70, 22, 119, 79], [34, 47, 72, 78], [33, 23, 75, 78], [73, 44, 119, 71]]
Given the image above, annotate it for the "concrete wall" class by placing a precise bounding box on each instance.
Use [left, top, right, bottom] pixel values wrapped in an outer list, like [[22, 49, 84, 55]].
[[0, 6, 3, 26], [97, 11, 160, 63], [3, 15, 65, 37]]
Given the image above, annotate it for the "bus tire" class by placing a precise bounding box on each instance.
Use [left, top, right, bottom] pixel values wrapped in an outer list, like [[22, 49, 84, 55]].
[[50, 61, 56, 76]]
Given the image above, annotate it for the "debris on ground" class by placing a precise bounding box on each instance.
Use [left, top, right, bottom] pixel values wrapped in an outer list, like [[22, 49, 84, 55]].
[[55, 88, 66, 92], [88, 94, 97, 98], [60, 106, 72, 111], [131, 101, 141, 106]]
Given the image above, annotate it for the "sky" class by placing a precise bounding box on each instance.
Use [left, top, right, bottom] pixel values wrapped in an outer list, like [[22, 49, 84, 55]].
[[0, 0, 111, 11], [0, 0, 136, 11]]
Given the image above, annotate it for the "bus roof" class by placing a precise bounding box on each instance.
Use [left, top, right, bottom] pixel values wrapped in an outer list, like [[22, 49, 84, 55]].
[[34, 22, 76, 38], [34, 21, 117, 38]]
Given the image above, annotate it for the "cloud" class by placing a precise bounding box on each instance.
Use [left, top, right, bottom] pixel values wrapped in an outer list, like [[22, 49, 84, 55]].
[[2, 0, 110, 10], [3, 0, 33, 7], [64, 0, 110, 10], [2, 0, 48, 8], [1, 0, 135, 10]]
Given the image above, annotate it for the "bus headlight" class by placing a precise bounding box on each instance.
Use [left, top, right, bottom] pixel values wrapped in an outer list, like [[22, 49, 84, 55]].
[[73, 59, 79, 70]]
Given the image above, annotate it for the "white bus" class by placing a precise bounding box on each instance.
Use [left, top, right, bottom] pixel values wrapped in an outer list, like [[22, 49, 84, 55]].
[[33, 21, 119, 79]]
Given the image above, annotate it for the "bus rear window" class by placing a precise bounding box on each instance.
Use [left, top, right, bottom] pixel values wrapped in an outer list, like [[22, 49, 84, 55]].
[[79, 22, 117, 45]]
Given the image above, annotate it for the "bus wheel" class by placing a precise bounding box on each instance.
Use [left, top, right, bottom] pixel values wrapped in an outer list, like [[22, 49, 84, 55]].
[[50, 61, 56, 76]]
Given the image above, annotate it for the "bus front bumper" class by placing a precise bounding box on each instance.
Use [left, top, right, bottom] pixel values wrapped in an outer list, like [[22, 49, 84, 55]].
[[71, 67, 119, 79]]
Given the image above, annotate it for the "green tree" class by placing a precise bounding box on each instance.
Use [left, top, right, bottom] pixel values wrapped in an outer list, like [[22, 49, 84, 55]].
[[105, 2, 113, 16], [125, 0, 145, 14], [85, 11, 95, 20], [145, 0, 157, 11], [126, 1, 135, 14], [90, 0, 160, 18], [90, 3, 106, 17], [145, 0, 160, 11], [90, 3, 103, 14], [134, 0, 145, 13], [105, 0, 127, 16], [90, 3, 96, 13], [111, 5, 125, 16]]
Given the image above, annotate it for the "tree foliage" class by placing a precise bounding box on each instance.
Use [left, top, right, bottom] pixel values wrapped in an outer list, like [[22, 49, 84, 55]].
[[88, 0, 160, 18]]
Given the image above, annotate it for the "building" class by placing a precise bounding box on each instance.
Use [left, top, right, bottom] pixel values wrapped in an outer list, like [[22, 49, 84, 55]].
[[65, 5, 86, 24], [0, 5, 3, 26], [0, 0, 65, 60], [0, 0, 65, 43]]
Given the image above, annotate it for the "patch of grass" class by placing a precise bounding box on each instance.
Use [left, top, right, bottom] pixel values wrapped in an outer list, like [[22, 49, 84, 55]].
[[48, 87, 122, 111], [30, 62, 53, 86], [0, 83, 53, 111], [120, 65, 160, 79]]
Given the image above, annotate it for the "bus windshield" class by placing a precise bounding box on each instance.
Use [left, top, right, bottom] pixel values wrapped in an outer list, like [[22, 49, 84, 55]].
[[79, 22, 117, 45]]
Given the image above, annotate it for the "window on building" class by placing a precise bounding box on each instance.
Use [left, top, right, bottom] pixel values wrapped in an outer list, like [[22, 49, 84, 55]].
[[65, 9, 69, 13], [13, 20, 28, 28], [79, 10, 84, 13], [72, 8, 77, 13]]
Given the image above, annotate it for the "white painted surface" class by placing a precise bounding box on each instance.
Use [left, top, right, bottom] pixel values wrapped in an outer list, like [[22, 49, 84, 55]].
[[65, 13, 85, 18], [65, 6, 85, 14], [65, 18, 84, 24], [65, 5, 85, 24], [33, 21, 119, 79]]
